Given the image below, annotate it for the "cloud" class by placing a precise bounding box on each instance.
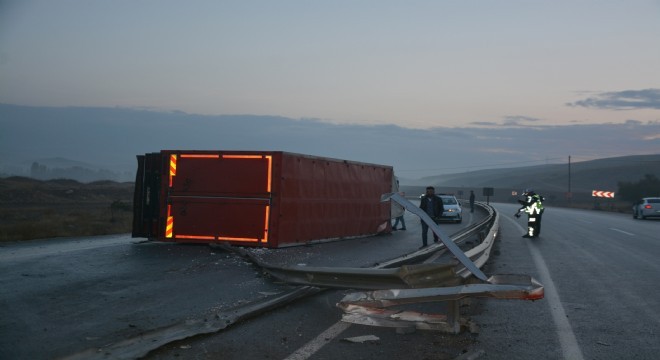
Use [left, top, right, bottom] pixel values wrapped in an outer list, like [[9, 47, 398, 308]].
[[642, 133, 660, 141], [502, 115, 542, 126], [567, 88, 660, 110], [469, 121, 499, 126], [469, 116, 542, 127], [475, 135, 515, 141], [478, 147, 524, 155]]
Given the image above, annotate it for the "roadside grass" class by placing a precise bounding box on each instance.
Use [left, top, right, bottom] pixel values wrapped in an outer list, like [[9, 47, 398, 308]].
[[0, 176, 134, 242], [0, 204, 133, 241]]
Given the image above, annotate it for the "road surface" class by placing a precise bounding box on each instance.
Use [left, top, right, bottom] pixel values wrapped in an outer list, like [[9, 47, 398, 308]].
[[1, 204, 658, 359]]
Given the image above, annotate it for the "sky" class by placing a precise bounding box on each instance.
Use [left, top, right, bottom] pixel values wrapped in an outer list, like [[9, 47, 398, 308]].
[[1, 0, 660, 129]]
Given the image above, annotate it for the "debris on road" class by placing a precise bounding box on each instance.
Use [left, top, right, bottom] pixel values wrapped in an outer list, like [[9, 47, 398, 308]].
[[342, 335, 380, 343]]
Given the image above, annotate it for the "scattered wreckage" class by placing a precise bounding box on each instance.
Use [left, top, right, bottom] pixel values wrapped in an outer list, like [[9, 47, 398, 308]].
[[240, 193, 544, 334]]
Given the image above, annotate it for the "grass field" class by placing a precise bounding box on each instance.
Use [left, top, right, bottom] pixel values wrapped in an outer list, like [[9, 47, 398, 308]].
[[0, 177, 134, 241]]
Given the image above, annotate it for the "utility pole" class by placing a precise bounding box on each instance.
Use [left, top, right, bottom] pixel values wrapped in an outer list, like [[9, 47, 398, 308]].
[[568, 155, 572, 206]]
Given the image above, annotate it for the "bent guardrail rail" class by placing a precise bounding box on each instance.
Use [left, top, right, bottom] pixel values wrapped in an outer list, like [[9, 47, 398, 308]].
[[456, 201, 498, 278], [337, 274, 543, 333], [384, 193, 488, 281], [373, 199, 495, 270]]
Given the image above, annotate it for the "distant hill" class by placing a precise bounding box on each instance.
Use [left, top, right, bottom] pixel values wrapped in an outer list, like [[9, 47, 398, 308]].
[[0, 176, 134, 205], [400, 154, 660, 208], [25, 157, 134, 183], [407, 154, 660, 191]]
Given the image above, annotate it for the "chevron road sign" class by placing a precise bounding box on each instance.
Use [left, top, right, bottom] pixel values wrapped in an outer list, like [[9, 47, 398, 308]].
[[592, 190, 615, 198]]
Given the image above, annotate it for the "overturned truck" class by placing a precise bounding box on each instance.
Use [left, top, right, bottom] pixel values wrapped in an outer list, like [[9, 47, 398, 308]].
[[132, 150, 394, 248]]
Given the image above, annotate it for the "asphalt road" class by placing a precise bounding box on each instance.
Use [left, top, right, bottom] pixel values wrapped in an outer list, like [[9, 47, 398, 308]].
[[1, 204, 659, 359], [472, 203, 660, 360], [143, 205, 660, 360], [0, 209, 477, 360], [0, 235, 291, 359]]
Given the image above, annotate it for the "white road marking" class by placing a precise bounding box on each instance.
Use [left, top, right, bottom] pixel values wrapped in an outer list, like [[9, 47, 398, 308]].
[[283, 321, 352, 360], [505, 216, 585, 360], [609, 228, 635, 236]]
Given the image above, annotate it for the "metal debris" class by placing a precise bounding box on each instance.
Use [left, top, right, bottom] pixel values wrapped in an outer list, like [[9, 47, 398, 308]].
[[337, 275, 543, 333], [342, 335, 380, 343]]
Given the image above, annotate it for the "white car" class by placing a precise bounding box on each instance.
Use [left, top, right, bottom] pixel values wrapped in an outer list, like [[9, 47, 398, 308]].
[[632, 197, 660, 219], [438, 194, 463, 223]]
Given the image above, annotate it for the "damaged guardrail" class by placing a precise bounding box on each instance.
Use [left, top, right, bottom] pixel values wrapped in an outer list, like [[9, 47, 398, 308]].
[[255, 193, 544, 333], [386, 193, 489, 281], [65, 195, 521, 359], [338, 274, 543, 333]]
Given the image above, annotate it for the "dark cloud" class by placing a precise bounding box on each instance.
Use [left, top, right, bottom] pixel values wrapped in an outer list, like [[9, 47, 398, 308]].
[[469, 121, 499, 126], [469, 116, 541, 127], [1, 104, 659, 181], [567, 88, 660, 110]]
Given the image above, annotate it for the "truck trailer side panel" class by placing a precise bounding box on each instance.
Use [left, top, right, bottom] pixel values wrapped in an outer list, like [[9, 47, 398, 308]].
[[276, 154, 392, 246]]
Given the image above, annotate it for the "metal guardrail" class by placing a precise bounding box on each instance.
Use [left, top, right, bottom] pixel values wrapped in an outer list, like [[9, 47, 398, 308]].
[[456, 201, 498, 278], [373, 198, 496, 270], [250, 197, 498, 289], [386, 193, 489, 280], [251, 195, 543, 334]]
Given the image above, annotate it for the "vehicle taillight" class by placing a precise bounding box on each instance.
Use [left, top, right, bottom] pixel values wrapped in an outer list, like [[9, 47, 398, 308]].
[[644, 204, 652, 209]]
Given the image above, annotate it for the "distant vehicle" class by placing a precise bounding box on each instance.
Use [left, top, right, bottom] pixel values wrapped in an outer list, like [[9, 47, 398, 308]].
[[632, 197, 660, 219], [438, 194, 462, 223]]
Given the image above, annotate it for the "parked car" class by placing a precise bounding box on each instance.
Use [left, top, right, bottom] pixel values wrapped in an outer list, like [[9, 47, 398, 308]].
[[632, 197, 660, 219], [438, 194, 463, 223]]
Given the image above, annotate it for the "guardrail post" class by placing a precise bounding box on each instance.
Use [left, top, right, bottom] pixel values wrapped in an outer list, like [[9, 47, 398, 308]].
[[446, 299, 461, 334]]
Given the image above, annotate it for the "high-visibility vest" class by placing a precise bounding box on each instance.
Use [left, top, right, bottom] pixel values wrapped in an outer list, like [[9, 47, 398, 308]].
[[522, 194, 543, 215]]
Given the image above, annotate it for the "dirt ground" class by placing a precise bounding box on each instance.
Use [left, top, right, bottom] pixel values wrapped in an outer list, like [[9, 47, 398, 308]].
[[0, 176, 134, 241]]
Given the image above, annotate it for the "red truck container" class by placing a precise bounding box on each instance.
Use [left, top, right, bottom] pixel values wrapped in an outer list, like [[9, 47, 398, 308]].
[[132, 150, 394, 248]]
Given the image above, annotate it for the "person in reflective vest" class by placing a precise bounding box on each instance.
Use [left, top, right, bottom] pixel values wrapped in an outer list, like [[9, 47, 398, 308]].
[[515, 189, 545, 238]]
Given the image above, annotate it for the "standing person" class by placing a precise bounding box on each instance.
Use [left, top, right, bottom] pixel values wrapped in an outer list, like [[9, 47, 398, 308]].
[[469, 190, 475, 213], [391, 192, 407, 230], [515, 189, 545, 238], [419, 186, 444, 248]]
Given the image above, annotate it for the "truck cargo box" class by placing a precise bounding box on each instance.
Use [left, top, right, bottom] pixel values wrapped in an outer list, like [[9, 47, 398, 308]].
[[132, 151, 394, 248]]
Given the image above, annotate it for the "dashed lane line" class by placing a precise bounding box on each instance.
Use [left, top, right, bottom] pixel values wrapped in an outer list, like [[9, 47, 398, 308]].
[[609, 228, 635, 236]]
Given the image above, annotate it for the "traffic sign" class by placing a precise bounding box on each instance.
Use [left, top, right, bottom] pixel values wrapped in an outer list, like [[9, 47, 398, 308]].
[[592, 190, 615, 198]]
